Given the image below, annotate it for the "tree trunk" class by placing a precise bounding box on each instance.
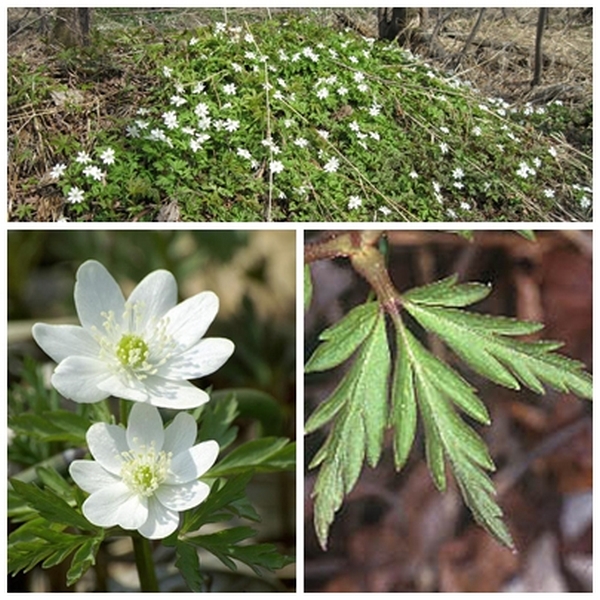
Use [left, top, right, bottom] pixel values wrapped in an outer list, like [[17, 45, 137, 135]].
[[531, 7, 548, 88], [377, 8, 407, 42], [452, 7, 486, 69], [51, 8, 91, 48], [378, 8, 429, 48]]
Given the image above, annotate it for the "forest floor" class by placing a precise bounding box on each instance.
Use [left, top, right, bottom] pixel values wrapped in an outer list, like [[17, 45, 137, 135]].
[[7, 8, 592, 222]]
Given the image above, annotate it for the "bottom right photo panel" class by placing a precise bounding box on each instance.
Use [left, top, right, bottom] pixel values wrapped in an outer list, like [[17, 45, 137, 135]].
[[304, 230, 592, 593]]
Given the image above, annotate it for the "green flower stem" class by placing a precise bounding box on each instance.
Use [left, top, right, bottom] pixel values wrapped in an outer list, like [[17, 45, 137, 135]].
[[132, 535, 159, 592], [120, 399, 130, 427]]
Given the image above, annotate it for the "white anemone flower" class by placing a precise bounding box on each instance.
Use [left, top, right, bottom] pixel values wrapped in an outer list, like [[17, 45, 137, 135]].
[[69, 403, 218, 539], [32, 260, 234, 409]]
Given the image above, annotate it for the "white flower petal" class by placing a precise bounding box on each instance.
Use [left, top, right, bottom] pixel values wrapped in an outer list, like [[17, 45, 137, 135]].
[[156, 480, 210, 511], [96, 373, 150, 403], [86, 422, 127, 474], [127, 403, 164, 451], [69, 460, 121, 493], [167, 440, 219, 484], [138, 498, 179, 539], [83, 484, 148, 529], [32, 324, 98, 363], [127, 270, 177, 331], [163, 412, 197, 456], [52, 356, 115, 403], [142, 377, 210, 409], [163, 291, 219, 351], [74, 261, 126, 332], [162, 338, 235, 379]]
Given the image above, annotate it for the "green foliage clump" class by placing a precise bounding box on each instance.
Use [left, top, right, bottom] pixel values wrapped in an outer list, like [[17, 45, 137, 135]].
[[29, 16, 591, 221]]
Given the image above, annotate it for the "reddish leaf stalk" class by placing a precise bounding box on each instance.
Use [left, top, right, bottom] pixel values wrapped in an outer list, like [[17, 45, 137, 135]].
[[305, 230, 402, 315]]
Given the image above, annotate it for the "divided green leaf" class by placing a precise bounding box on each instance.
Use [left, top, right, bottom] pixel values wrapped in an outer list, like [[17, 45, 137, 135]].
[[35, 465, 79, 499], [403, 300, 592, 399], [9, 409, 89, 445], [390, 319, 491, 473], [183, 526, 293, 576], [395, 322, 512, 546], [306, 308, 390, 549], [305, 301, 380, 373], [66, 536, 103, 587], [174, 470, 294, 588], [8, 517, 104, 585], [306, 273, 592, 551], [208, 437, 295, 477], [181, 473, 258, 533], [195, 392, 240, 450], [402, 274, 491, 307], [174, 539, 205, 592], [10, 479, 97, 532]]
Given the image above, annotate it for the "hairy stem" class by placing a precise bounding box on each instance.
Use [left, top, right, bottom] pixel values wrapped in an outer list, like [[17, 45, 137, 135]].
[[304, 230, 401, 314]]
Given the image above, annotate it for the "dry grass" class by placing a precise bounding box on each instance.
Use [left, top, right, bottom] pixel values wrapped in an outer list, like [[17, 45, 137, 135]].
[[431, 8, 592, 103], [326, 7, 592, 104]]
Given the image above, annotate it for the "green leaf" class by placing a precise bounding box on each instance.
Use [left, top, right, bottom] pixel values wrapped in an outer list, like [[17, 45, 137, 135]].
[[66, 535, 102, 587], [390, 329, 417, 470], [8, 487, 37, 522], [174, 540, 205, 592], [305, 360, 360, 434], [304, 264, 313, 310], [403, 301, 592, 399], [41, 539, 81, 569], [404, 334, 490, 424], [226, 542, 294, 576], [9, 409, 89, 445], [517, 230, 536, 241], [306, 271, 591, 553], [184, 526, 293, 576], [307, 308, 390, 549], [195, 392, 240, 450], [8, 518, 103, 585], [10, 479, 96, 532], [305, 301, 380, 372], [396, 322, 513, 547], [35, 465, 77, 499], [208, 437, 295, 477], [181, 473, 257, 534], [402, 274, 492, 307], [214, 388, 286, 437]]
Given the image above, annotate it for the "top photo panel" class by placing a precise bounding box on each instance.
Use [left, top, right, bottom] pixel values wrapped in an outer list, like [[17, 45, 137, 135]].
[[8, 7, 592, 223]]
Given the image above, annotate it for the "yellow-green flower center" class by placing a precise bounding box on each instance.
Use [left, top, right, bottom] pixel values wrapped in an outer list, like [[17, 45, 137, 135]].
[[116, 334, 149, 369], [120, 446, 172, 497]]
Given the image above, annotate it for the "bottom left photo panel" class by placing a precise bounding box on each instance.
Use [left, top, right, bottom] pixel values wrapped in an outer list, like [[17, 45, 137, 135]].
[[7, 229, 296, 593]]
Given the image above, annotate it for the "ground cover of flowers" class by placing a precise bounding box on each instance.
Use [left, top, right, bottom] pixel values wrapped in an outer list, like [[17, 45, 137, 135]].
[[8, 12, 592, 221]]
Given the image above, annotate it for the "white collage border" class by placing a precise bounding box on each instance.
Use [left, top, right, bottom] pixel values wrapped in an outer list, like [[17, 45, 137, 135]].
[[3, 2, 597, 597]]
